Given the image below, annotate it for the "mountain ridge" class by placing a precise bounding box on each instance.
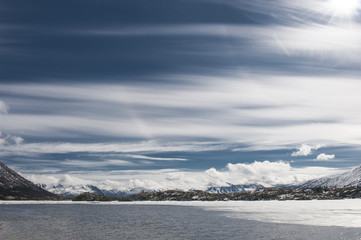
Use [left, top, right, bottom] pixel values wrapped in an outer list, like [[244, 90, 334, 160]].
[[39, 183, 147, 198], [0, 161, 60, 200], [296, 165, 361, 188], [40, 183, 265, 197]]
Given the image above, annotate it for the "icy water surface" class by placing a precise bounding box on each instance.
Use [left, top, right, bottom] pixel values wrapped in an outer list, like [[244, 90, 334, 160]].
[[0, 202, 360, 240]]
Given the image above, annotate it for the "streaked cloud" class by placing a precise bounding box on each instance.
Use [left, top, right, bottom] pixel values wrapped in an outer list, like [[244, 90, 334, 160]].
[[0, 141, 226, 155], [126, 154, 187, 161], [80, 23, 361, 63], [2, 76, 361, 150], [216, 0, 361, 23], [61, 159, 136, 167], [0, 100, 8, 115]]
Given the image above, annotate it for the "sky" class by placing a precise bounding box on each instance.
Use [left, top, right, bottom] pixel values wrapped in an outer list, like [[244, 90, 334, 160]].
[[1, 0, 361, 191]]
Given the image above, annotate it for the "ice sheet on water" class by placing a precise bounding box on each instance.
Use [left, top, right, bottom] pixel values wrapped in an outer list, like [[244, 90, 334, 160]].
[[1, 199, 361, 228]]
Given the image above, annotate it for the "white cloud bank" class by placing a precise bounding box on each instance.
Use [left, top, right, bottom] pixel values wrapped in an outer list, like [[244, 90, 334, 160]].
[[25, 161, 344, 192]]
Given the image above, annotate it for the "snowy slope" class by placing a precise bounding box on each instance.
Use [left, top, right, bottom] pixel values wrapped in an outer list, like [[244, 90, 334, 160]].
[[298, 165, 361, 188]]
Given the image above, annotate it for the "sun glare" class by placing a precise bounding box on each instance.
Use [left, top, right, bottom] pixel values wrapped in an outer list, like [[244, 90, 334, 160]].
[[326, 0, 361, 18]]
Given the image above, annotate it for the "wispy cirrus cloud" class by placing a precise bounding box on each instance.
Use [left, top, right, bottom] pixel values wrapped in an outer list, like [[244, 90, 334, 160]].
[[213, 0, 361, 23], [80, 23, 361, 62], [126, 154, 187, 161], [2, 76, 361, 150], [0, 141, 226, 155], [61, 159, 136, 167]]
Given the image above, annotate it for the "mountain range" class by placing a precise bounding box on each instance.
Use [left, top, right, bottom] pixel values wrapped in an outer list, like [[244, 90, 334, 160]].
[[38, 183, 145, 198], [38, 165, 361, 197], [39, 183, 264, 198], [2, 160, 361, 199], [40, 165, 361, 197]]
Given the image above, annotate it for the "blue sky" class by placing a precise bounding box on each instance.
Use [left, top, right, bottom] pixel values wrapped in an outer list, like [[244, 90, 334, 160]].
[[1, 0, 361, 190]]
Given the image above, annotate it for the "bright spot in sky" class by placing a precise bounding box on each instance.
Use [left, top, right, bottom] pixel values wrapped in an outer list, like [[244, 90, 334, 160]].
[[326, 0, 361, 18]]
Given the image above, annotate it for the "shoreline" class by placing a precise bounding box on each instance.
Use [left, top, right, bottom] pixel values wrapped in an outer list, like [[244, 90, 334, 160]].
[[0, 197, 360, 204], [0, 198, 360, 204]]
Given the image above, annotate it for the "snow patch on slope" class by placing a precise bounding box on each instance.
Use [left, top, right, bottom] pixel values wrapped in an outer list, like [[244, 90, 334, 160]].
[[299, 165, 361, 187]]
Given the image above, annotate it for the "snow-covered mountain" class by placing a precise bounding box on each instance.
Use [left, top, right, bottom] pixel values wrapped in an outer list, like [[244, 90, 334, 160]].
[[39, 182, 264, 197], [206, 184, 263, 193], [298, 165, 361, 188], [38, 182, 264, 197], [38, 183, 147, 198]]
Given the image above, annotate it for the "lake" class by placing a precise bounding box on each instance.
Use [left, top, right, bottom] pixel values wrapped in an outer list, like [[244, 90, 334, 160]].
[[0, 200, 361, 240]]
